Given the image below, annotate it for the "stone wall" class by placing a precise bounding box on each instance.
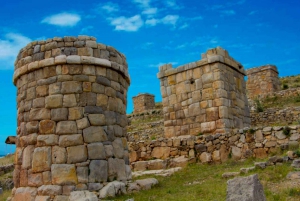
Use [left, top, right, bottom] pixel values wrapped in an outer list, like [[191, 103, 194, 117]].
[[251, 107, 300, 126], [132, 93, 155, 113], [129, 125, 300, 164], [12, 36, 131, 200], [246, 65, 280, 99], [157, 47, 250, 137]]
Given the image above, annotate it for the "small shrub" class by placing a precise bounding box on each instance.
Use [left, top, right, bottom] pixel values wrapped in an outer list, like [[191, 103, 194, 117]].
[[254, 99, 264, 113], [288, 188, 300, 196], [294, 95, 300, 103], [197, 132, 203, 136], [248, 128, 255, 134], [282, 84, 289, 90], [283, 126, 291, 136], [295, 149, 300, 157], [151, 135, 156, 140]]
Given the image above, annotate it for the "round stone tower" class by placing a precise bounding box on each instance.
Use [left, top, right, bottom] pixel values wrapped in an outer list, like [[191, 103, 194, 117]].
[[11, 36, 131, 200]]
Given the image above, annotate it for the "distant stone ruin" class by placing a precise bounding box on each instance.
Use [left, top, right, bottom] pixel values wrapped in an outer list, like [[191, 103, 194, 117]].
[[246, 65, 280, 99], [11, 36, 131, 200], [132, 93, 155, 113], [157, 47, 251, 137]]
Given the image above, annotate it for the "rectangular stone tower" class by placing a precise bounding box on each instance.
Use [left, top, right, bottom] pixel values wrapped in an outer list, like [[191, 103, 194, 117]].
[[246, 65, 280, 99], [132, 93, 155, 113], [157, 47, 250, 137]]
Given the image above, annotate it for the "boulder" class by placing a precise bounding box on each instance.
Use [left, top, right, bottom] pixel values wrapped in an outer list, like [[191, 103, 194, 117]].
[[291, 159, 300, 168], [69, 191, 97, 201], [226, 174, 266, 201], [99, 181, 126, 198], [135, 178, 158, 190]]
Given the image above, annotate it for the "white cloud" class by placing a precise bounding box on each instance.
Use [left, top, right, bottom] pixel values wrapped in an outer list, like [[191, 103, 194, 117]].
[[133, 0, 151, 8], [41, 12, 81, 27], [0, 33, 31, 70], [220, 10, 236, 16], [179, 23, 189, 30], [142, 7, 158, 16], [110, 15, 144, 31], [249, 10, 258, 15], [101, 2, 119, 13], [149, 61, 178, 68], [80, 26, 93, 34], [145, 18, 159, 26], [164, 0, 182, 9], [161, 15, 179, 26]]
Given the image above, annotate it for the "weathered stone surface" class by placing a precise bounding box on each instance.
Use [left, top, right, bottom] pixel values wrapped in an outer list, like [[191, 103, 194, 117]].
[[59, 134, 83, 147], [169, 156, 189, 168], [69, 191, 97, 201], [199, 152, 211, 163], [89, 160, 107, 182], [37, 135, 58, 146], [88, 114, 105, 126], [53, 195, 69, 201], [37, 185, 62, 196], [28, 172, 43, 187], [63, 94, 77, 108], [61, 81, 83, 94], [255, 162, 266, 169], [222, 172, 240, 178], [39, 120, 56, 134], [107, 158, 126, 181], [112, 138, 124, 159], [231, 146, 241, 160], [51, 164, 77, 185], [56, 121, 77, 134], [151, 147, 170, 159], [286, 171, 300, 179], [45, 95, 63, 109], [195, 144, 206, 153], [226, 174, 266, 201], [147, 159, 167, 170], [67, 145, 87, 163], [133, 161, 148, 171], [22, 145, 35, 169], [76, 117, 90, 130], [29, 108, 50, 121], [14, 187, 37, 201], [76, 167, 88, 183], [291, 159, 300, 168], [50, 108, 68, 121], [88, 183, 103, 191], [99, 181, 126, 199], [52, 146, 67, 164], [34, 196, 50, 201], [83, 126, 107, 143], [135, 178, 158, 190], [87, 143, 106, 160], [32, 147, 51, 173]]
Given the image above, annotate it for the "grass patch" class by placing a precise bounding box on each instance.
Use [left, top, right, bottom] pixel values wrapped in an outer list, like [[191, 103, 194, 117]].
[[0, 154, 14, 166], [0, 189, 11, 201], [114, 158, 299, 201]]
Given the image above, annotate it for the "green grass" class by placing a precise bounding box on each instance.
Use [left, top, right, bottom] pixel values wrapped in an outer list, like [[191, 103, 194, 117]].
[[0, 190, 11, 201], [114, 158, 300, 201]]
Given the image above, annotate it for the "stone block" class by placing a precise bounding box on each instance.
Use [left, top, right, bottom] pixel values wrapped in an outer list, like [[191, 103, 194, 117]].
[[88, 114, 105, 126], [83, 126, 107, 143], [61, 81, 83, 94], [151, 147, 170, 159], [51, 164, 77, 185], [37, 135, 58, 146], [89, 160, 108, 183], [22, 145, 35, 169], [39, 120, 56, 134], [52, 146, 67, 164], [68, 107, 83, 120], [199, 152, 211, 163], [226, 174, 266, 201], [76, 117, 90, 130], [51, 108, 68, 121], [60, 134, 84, 147], [56, 121, 77, 134], [26, 121, 39, 134], [29, 108, 50, 121], [76, 167, 88, 183], [45, 95, 63, 109], [87, 143, 106, 160], [67, 145, 87, 163], [14, 187, 37, 201], [37, 185, 62, 196], [32, 147, 51, 173], [28, 172, 43, 187], [112, 138, 124, 159]]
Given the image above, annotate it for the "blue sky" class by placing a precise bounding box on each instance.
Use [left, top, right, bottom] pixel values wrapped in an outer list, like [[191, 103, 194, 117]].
[[0, 0, 299, 154]]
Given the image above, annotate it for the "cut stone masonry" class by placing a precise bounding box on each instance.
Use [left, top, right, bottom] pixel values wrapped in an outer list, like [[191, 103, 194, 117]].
[[132, 93, 155, 114], [11, 35, 131, 200], [157, 47, 251, 137], [246, 65, 280, 99]]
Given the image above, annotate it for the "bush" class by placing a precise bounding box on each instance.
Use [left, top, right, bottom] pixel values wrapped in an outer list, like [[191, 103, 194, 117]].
[[283, 126, 291, 136], [248, 128, 255, 134], [282, 84, 289, 90], [254, 99, 264, 113]]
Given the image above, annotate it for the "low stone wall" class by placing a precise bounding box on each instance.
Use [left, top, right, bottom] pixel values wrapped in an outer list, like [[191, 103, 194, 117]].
[[129, 125, 300, 164], [0, 164, 14, 176], [256, 86, 300, 100], [251, 107, 300, 126]]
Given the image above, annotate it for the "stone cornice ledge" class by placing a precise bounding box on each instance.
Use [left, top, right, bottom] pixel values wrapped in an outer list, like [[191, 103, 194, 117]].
[[13, 55, 130, 85]]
